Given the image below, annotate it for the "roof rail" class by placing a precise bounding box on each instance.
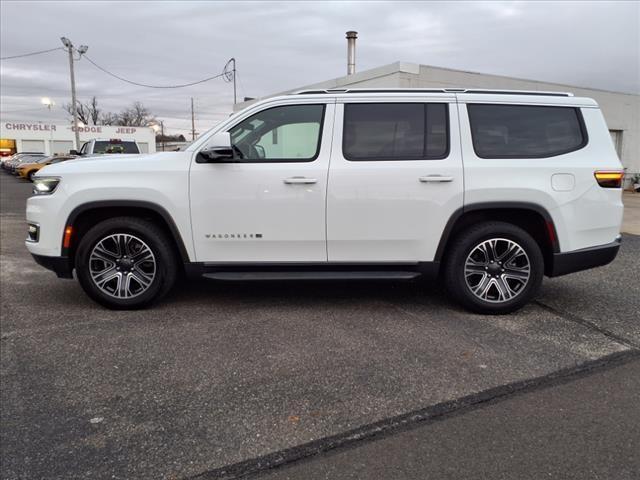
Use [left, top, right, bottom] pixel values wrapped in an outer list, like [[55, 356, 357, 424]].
[[292, 88, 574, 97]]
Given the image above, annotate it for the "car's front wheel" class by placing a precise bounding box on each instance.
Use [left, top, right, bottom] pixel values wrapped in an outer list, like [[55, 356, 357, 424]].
[[75, 217, 178, 309], [444, 221, 544, 314]]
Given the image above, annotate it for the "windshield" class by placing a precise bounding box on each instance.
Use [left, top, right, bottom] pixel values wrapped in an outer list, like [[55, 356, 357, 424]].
[[93, 141, 139, 154]]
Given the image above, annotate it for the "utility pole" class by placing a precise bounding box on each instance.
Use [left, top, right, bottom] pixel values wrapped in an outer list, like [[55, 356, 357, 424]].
[[232, 59, 237, 105], [66, 45, 80, 149], [161, 121, 165, 152], [190, 97, 196, 141], [60, 37, 88, 150]]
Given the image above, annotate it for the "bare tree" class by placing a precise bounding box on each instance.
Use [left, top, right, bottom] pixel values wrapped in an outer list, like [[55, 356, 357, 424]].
[[100, 112, 119, 126], [65, 98, 156, 127], [64, 96, 101, 125], [64, 101, 88, 125], [118, 102, 156, 127], [88, 96, 101, 125]]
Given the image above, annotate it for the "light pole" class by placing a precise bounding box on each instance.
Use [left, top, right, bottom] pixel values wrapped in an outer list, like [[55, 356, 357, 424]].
[[151, 122, 165, 152], [60, 37, 88, 150], [41, 97, 55, 110]]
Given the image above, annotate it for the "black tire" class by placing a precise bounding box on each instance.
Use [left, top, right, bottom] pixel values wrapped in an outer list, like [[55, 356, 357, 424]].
[[75, 216, 178, 310], [27, 170, 35, 182], [444, 221, 544, 314]]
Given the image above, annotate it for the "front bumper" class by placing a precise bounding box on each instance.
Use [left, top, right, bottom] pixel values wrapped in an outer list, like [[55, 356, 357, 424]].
[[549, 236, 621, 277], [31, 254, 74, 279]]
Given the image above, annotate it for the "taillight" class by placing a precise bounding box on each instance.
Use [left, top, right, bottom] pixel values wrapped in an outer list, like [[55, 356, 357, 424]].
[[594, 171, 624, 188]]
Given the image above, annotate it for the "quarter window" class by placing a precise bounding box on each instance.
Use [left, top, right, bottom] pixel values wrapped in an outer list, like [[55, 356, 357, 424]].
[[343, 103, 449, 161], [467, 104, 587, 158], [229, 104, 325, 162]]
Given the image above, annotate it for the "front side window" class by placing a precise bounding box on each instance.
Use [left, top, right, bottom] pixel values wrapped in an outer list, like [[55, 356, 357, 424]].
[[343, 103, 449, 161], [467, 104, 587, 158], [229, 104, 325, 162]]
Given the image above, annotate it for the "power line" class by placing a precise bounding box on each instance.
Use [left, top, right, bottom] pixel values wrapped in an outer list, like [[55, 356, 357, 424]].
[[83, 55, 233, 89], [0, 47, 64, 61]]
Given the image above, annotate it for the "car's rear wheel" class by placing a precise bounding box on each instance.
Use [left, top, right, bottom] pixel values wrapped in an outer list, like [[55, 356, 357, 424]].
[[75, 217, 178, 309], [27, 170, 35, 181], [444, 221, 544, 314]]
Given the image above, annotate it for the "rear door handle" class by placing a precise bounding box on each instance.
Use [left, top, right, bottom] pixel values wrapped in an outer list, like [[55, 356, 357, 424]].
[[419, 175, 454, 183], [284, 176, 317, 184]]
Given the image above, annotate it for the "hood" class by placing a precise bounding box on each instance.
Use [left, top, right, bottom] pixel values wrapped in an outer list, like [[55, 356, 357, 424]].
[[35, 151, 187, 176], [33, 152, 191, 177]]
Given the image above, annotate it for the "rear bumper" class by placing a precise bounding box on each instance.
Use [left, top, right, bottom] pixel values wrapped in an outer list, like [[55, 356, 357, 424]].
[[549, 236, 621, 277], [31, 254, 73, 279]]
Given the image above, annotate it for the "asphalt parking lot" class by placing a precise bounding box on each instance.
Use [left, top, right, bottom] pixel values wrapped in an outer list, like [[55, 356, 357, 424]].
[[1, 172, 639, 480]]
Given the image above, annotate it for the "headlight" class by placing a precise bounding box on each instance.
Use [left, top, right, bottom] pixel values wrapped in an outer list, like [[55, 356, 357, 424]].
[[32, 177, 60, 195]]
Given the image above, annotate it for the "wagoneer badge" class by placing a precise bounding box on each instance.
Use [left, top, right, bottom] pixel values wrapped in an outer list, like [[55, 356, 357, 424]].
[[205, 233, 263, 239]]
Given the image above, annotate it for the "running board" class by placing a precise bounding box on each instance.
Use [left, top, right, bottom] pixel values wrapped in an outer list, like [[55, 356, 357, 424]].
[[202, 271, 421, 281]]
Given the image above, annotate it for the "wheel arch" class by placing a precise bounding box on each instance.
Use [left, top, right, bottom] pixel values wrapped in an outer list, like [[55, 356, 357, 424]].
[[63, 201, 190, 266], [435, 202, 559, 275]]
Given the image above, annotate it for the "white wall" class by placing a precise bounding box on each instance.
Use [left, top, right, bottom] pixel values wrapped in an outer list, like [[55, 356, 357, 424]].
[[0, 121, 157, 155]]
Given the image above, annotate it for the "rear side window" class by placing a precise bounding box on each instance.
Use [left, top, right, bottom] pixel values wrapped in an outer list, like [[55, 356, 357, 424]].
[[343, 103, 449, 161], [467, 104, 587, 158]]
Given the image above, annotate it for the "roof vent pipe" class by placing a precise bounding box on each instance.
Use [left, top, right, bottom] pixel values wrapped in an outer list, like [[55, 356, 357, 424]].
[[346, 31, 357, 75]]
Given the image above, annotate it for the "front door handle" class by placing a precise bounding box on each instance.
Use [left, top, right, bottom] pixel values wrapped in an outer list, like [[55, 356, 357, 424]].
[[284, 176, 317, 184], [419, 175, 454, 183]]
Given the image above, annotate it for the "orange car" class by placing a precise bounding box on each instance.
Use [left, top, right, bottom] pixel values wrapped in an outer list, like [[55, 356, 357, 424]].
[[17, 155, 76, 181]]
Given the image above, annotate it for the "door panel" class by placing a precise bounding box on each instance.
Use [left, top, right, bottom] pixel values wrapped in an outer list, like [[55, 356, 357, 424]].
[[327, 99, 463, 262], [190, 103, 334, 262]]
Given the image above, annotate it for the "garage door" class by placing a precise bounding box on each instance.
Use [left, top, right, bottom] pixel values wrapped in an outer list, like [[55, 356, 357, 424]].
[[21, 140, 45, 153], [51, 140, 74, 155]]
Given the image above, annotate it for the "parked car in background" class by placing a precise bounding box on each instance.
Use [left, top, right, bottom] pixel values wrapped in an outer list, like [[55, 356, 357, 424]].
[[17, 155, 76, 181], [1, 152, 45, 170], [6, 154, 47, 174], [71, 139, 140, 156]]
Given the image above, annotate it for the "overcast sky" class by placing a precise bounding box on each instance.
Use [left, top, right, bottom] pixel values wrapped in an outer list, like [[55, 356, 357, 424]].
[[1, 0, 638, 135]]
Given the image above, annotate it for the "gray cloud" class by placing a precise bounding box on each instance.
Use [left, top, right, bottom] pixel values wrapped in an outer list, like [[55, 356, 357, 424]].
[[1, 0, 638, 135]]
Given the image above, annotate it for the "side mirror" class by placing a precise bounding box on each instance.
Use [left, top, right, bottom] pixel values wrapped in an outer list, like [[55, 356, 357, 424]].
[[196, 132, 235, 163], [69, 149, 79, 155], [197, 146, 234, 163]]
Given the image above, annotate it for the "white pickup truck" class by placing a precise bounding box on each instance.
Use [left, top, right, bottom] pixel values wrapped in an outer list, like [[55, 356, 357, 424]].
[[71, 138, 140, 156]]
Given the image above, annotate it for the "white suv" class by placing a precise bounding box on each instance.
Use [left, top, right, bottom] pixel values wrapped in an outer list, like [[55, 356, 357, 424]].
[[26, 89, 624, 313]]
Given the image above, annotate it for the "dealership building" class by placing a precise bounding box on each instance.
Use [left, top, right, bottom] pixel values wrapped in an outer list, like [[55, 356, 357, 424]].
[[236, 61, 639, 183], [0, 121, 156, 156]]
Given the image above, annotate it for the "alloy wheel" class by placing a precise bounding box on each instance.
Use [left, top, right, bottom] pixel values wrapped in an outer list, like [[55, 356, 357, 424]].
[[89, 233, 156, 299], [464, 238, 531, 303]]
